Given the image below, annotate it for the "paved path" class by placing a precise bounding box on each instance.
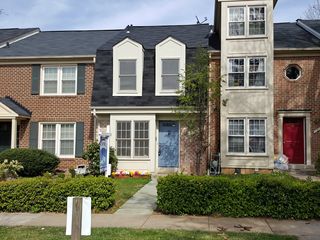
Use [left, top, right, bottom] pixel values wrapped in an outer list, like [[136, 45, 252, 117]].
[[1, 177, 320, 240]]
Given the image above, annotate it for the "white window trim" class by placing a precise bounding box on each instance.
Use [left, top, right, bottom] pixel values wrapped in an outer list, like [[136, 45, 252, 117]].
[[227, 56, 267, 89], [155, 37, 186, 96], [39, 122, 76, 158], [227, 5, 267, 39], [40, 65, 77, 96], [227, 118, 267, 156], [110, 114, 155, 161], [113, 38, 144, 96]]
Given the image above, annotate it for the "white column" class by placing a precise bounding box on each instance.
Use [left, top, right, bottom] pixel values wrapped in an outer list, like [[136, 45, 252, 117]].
[[11, 118, 17, 148]]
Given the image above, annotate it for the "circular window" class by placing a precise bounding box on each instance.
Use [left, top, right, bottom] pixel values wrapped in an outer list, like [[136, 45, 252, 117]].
[[285, 65, 302, 80]]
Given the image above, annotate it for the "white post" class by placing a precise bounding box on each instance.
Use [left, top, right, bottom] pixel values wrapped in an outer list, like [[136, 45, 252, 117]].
[[11, 118, 17, 148], [105, 125, 111, 177]]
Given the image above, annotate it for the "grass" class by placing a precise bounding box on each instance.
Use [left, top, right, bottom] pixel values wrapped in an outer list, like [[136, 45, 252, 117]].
[[0, 227, 298, 240], [107, 177, 150, 213]]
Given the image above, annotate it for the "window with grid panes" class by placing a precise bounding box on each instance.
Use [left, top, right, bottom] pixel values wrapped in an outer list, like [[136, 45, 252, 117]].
[[161, 59, 180, 91], [119, 60, 136, 91], [228, 58, 245, 87], [249, 119, 266, 153], [228, 119, 245, 153], [42, 124, 56, 154], [134, 121, 149, 157], [249, 58, 265, 86], [229, 7, 245, 36], [116, 121, 131, 157], [249, 7, 266, 35]]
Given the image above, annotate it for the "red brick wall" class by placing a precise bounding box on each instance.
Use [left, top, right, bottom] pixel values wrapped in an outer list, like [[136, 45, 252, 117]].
[[0, 64, 95, 170], [274, 56, 320, 164]]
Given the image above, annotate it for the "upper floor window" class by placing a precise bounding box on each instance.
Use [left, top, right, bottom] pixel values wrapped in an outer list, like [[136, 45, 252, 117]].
[[41, 65, 77, 95], [285, 64, 302, 81], [113, 38, 144, 96], [228, 57, 266, 88], [119, 60, 137, 91], [155, 37, 186, 96], [228, 6, 266, 37]]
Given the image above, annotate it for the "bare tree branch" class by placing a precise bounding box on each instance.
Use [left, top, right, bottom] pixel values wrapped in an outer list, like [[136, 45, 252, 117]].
[[304, 0, 320, 19]]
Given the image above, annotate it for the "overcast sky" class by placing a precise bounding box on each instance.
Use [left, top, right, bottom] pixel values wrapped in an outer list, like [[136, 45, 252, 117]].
[[0, 0, 316, 31]]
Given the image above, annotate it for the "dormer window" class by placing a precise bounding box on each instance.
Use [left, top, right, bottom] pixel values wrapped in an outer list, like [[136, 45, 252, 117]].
[[228, 6, 266, 37], [113, 38, 143, 96], [155, 37, 186, 96]]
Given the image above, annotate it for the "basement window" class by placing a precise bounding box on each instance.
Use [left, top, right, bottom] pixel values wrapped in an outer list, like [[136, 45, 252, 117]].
[[285, 65, 302, 81]]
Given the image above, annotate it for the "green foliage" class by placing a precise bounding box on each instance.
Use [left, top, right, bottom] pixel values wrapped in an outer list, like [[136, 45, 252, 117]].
[[69, 168, 76, 178], [83, 142, 118, 176], [175, 48, 221, 175], [0, 148, 59, 177], [157, 173, 320, 219], [0, 160, 23, 180], [315, 152, 320, 175], [0, 176, 115, 213]]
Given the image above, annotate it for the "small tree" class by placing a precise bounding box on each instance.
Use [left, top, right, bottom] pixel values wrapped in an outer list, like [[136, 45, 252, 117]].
[[304, 0, 320, 19], [175, 48, 220, 175]]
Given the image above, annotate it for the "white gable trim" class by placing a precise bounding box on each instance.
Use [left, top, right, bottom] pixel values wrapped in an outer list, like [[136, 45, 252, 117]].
[[0, 102, 18, 118], [155, 37, 186, 96], [113, 38, 144, 96]]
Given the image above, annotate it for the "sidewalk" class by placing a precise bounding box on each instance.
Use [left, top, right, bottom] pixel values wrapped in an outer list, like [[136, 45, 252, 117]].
[[0, 178, 320, 240]]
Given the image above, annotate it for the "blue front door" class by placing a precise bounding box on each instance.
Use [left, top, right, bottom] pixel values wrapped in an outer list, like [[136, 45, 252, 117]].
[[158, 121, 179, 168]]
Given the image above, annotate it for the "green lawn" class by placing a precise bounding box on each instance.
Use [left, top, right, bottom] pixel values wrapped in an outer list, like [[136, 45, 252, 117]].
[[107, 177, 150, 213], [0, 227, 297, 240]]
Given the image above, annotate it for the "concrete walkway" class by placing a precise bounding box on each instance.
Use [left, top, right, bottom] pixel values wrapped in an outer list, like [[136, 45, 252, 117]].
[[0, 178, 320, 240]]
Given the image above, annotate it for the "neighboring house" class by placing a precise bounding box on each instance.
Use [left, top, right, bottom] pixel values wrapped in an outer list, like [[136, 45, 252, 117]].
[[91, 24, 210, 173], [210, 0, 320, 174], [0, 29, 120, 169]]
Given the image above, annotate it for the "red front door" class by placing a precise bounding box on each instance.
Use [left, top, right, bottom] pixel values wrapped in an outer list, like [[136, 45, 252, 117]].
[[283, 118, 305, 164]]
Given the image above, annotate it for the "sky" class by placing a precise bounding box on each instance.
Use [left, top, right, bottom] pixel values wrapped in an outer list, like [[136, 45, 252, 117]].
[[0, 0, 316, 31]]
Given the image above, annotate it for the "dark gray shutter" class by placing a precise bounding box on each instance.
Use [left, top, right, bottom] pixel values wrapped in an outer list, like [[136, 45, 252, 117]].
[[75, 122, 84, 157], [77, 64, 86, 95], [31, 65, 40, 95], [29, 122, 39, 149]]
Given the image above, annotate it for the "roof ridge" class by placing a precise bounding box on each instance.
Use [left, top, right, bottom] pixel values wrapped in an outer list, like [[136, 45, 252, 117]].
[[41, 29, 123, 33], [128, 23, 210, 28]]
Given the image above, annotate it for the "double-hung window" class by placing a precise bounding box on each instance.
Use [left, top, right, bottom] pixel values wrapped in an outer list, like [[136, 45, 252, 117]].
[[228, 57, 266, 88], [161, 59, 180, 91], [228, 119, 266, 154], [42, 65, 77, 95], [41, 123, 75, 157], [116, 120, 149, 158], [228, 6, 266, 37], [119, 60, 137, 91]]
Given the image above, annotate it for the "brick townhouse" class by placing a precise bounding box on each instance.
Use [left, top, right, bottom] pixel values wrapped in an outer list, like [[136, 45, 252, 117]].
[[0, 0, 319, 174]]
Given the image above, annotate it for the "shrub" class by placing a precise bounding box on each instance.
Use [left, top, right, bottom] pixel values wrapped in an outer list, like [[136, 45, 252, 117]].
[[0, 160, 24, 180], [0, 148, 59, 177], [315, 153, 320, 175], [83, 142, 118, 176], [157, 173, 320, 219], [0, 176, 115, 213]]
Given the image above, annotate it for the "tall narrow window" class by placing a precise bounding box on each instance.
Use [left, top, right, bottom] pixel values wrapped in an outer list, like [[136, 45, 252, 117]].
[[62, 66, 77, 94], [60, 124, 75, 155], [249, 7, 266, 35], [228, 58, 245, 87], [119, 60, 136, 91], [249, 58, 265, 87], [229, 7, 245, 36], [228, 119, 245, 153], [249, 119, 266, 153], [43, 67, 58, 94], [162, 59, 180, 91], [116, 121, 131, 157], [42, 124, 56, 154], [134, 121, 149, 157]]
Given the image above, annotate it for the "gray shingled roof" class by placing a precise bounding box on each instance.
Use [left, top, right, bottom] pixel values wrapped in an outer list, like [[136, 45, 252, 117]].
[[99, 24, 211, 50], [0, 28, 39, 46], [0, 30, 121, 57], [274, 21, 320, 49], [301, 20, 320, 33], [0, 97, 31, 117]]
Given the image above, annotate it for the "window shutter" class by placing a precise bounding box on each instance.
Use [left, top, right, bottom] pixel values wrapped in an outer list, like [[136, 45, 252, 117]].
[[75, 122, 84, 157], [31, 65, 41, 95], [77, 64, 86, 95], [29, 122, 39, 149]]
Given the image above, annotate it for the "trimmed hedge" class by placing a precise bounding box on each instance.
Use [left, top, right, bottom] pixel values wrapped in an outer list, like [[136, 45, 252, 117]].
[[0, 148, 59, 177], [157, 174, 320, 219], [0, 176, 115, 213]]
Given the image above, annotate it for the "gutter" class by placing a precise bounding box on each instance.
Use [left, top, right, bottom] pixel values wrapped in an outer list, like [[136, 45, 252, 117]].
[[296, 19, 320, 40]]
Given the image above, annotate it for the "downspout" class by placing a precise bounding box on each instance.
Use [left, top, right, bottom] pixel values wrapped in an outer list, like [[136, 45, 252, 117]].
[[92, 108, 97, 142], [296, 19, 320, 40]]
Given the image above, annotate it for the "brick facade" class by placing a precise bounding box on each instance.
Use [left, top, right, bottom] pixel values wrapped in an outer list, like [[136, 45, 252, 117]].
[[274, 56, 320, 164], [0, 63, 95, 169]]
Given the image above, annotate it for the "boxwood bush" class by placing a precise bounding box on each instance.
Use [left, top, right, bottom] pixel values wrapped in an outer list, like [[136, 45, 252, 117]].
[[0, 176, 115, 213], [157, 174, 320, 219], [0, 148, 59, 177]]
